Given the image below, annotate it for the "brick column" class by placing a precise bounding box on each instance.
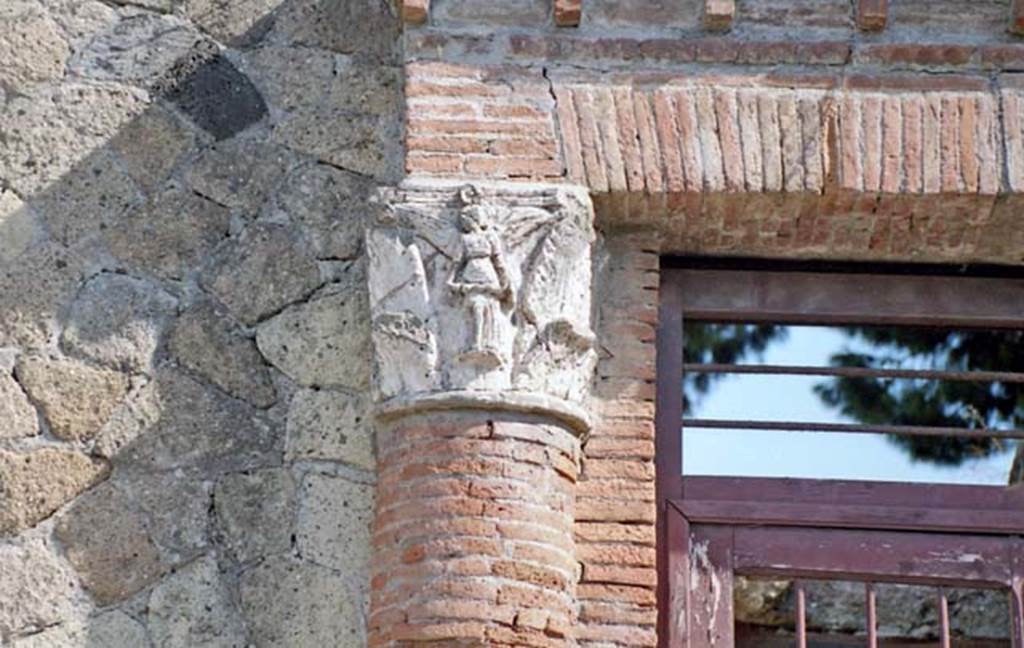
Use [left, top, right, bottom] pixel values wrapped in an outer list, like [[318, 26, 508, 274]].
[[366, 181, 596, 645], [370, 413, 581, 644]]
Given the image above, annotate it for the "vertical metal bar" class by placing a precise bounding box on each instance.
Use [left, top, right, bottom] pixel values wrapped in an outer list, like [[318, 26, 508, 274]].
[[664, 506, 691, 648], [656, 267, 686, 648], [1013, 541, 1024, 648], [865, 582, 878, 648], [938, 588, 952, 648], [1012, 578, 1024, 648], [796, 581, 808, 648]]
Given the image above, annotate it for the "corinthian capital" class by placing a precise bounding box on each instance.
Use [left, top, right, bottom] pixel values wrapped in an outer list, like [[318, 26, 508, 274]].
[[367, 180, 597, 434]]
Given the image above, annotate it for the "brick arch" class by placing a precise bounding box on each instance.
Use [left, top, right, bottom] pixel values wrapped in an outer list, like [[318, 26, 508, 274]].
[[405, 60, 1024, 264]]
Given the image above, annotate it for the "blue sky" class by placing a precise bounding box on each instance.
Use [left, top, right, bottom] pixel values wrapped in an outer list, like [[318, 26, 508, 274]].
[[682, 325, 1017, 486]]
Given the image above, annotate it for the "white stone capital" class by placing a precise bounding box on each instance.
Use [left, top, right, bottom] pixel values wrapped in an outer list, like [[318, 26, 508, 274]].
[[367, 180, 597, 434]]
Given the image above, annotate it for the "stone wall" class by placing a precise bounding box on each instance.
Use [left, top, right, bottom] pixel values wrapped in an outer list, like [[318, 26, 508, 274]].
[[6, 1, 1024, 647], [0, 0, 399, 645]]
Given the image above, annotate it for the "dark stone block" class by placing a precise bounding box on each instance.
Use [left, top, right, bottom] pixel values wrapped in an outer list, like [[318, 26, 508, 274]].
[[155, 44, 267, 140]]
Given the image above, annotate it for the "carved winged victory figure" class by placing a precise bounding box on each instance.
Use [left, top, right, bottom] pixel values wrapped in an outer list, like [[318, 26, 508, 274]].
[[447, 186, 515, 368]]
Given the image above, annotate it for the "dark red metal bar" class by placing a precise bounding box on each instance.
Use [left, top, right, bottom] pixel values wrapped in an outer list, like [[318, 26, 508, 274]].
[[680, 476, 1024, 534], [677, 269, 1024, 329], [664, 505, 691, 648], [656, 267, 686, 646], [682, 417, 1024, 439], [796, 581, 808, 648], [726, 525, 1015, 587], [796, 583, 808, 648], [683, 362, 1024, 384], [938, 589, 952, 648], [865, 583, 878, 648], [1012, 579, 1024, 648]]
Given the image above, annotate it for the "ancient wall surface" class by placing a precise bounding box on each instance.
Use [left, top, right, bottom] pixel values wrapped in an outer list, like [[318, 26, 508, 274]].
[[388, 1, 1024, 646], [0, 0, 399, 645], [401, 0, 1024, 265], [5, 1, 1024, 647]]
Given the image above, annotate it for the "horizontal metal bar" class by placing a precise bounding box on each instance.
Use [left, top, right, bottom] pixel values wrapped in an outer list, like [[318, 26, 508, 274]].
[[682, 417, 1024, 439], [683, 363, 1024, 384], [677, 268, 1024, 329]]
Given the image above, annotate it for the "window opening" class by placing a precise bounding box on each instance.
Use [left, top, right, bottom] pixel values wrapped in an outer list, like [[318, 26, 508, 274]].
[[656, 262, 1024, 648]]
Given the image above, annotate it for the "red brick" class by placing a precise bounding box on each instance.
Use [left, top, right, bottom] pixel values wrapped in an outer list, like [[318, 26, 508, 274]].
[[577, 623, 658, 646], [940, 96, 962, 192], [576, 478, 655, 500], [405, 100, 478, 117], [405, 599, 518, 625], [704, 0, 735, 32], [486, 626, 567, 648], [576, 498, 656, 523], [881, 96, 903, 194], [405, 153, 462, 174], [407, 135, 489, 154], [582, 459, 655, 481], [590, 418, 655, 440], [554, 0, 581, 27], [484, 138, 556, 157], [463, 155, 563, 178], [597, 399, 655, 420], [902, 96, 923, 193], [406, 80, 509, 98], [400, 0, 429, 24], [715, 89, 744, 191], [583, 438, 655, 459], [960, 96, 979, 193], [509, 542, 577, 574], [578, 583, 656, 607], [553, 84, 586, 184], [858, 43, 973, 68], [493, 560, 571, 590], [498, 583, 572, 609], [648, 90, 682, 193], [861, 95, 883, 192], [580, 602, 658, 626], [406, 61, 484, 80], [857, 0, 888, 31], [573, 87, 609, 192], [581, 564, 656, 587], [402, 537, 504, 564], [576, 522, 656, 545], [613, 87, 645, 193], [980, 45, 1024, 69], [408, 119, 550, 136], [1012, 0, 1024, 35], [497, 521, 574, 551], [577, 543, 657, 567], [634, 90, 665, 194], [595, 87, 628, 192], [844, 74, 988, 93], [482, 104, 548, 120], [391, 621, 487, 642]]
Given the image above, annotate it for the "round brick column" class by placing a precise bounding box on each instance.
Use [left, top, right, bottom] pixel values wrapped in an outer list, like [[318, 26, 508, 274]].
[[369, 412, 581, 645], [367, 182, 596, 646]]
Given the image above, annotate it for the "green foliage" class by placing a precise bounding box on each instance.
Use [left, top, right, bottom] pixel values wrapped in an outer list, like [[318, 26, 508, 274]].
[[815, 328, 1024, 465], [684, 322, 1024, 466], [682, 322, 786, 414]]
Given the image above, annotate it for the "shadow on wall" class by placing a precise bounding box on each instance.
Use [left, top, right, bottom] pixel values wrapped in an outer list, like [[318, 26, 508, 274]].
[[0, 0, 401, 644]]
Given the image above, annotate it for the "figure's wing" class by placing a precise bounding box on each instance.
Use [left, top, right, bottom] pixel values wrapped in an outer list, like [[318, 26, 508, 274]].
[[519, 217, 592, 329], [499, 206, 559, 261], [390, 203, 461, 260]]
